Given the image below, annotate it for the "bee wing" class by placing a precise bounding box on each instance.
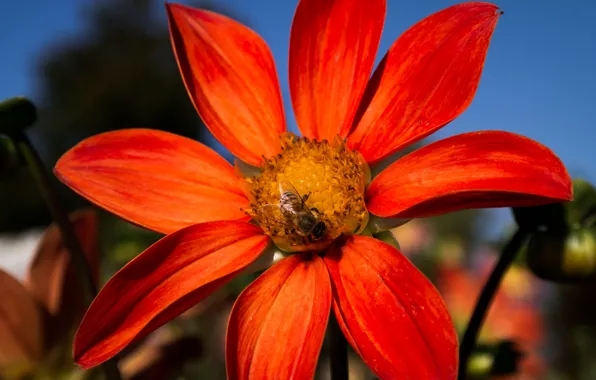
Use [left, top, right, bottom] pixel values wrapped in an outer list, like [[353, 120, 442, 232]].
[[256, 204, 297, 230], [278, 180, 315, 216], [278, 180, 302, 197]]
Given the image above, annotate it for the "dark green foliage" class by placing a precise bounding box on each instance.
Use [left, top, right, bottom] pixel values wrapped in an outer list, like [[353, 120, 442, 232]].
[[0, 0, 241, 232]]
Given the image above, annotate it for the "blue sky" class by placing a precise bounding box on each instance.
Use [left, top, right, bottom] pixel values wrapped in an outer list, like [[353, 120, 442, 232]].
[[1, 0, 595, 231]]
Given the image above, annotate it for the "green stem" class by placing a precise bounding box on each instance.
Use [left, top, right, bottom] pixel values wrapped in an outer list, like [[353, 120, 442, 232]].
[[13, 132, 122, 380], [329, 313, 349, 380], [457, 227, 528, 379]]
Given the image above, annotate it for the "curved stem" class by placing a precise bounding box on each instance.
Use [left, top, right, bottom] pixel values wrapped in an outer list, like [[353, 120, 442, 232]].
[[329, 312, 349, 380], [457, 227, 529, 379], [14, 133, 98, 302], [13, 131, 122, 380]]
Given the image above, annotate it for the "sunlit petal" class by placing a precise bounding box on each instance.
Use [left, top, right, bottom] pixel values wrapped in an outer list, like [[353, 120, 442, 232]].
[[55, 129, 249, 235], [289, 0, 385, 140], [74, 221, 269, 369], [226, 253, 331, 379], [367, 131, 573, 218], [167, 3, 286, 165], [349, 2, 501, 163], [325, 236, 457, 379]]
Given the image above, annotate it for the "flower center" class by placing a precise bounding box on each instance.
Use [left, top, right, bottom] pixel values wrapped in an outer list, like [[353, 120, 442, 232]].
[[245, 133, 370, 252]]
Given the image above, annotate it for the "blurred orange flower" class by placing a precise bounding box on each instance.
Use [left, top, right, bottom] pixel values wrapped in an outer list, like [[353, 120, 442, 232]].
[[0, 210, 98, 378], [0, 210, 203, 380]]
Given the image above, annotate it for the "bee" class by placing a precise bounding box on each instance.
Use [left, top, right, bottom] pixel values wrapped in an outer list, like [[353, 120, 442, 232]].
[[258, 180, 326, 241]]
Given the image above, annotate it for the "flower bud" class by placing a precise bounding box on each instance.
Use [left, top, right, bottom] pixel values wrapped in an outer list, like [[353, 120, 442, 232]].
[[527, 227, 596, 283], [466, 350, 493, 379], [467, 340, 524, 379], [525, 179, 596, 283], [0, 97, 37, 136], [566, 179, 596, 227]]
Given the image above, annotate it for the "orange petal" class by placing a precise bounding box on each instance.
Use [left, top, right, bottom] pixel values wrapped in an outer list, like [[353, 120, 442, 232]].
[[26, 209, 99, 317], [166, 3, 285, 165], [289, 0, 385, 140], [0, 270, 44, 365], [366, 131, 573, 218], [55, 129, 250, 235], [226, 254, 331, 379], [324, 236, 457, 379], [348, 3, 502, 163], [73, 221, 269, 368]]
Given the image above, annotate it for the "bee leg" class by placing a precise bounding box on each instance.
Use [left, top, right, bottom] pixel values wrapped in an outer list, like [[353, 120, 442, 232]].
[[303, 192, 311, 202], [311, 207, 320, 215]]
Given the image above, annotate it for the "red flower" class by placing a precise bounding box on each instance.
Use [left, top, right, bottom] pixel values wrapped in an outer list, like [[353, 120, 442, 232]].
[[54, 1, 571, 378]]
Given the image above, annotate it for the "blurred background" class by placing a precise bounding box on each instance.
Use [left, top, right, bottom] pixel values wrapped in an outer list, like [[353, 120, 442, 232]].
[[1, 0, 595, 378]]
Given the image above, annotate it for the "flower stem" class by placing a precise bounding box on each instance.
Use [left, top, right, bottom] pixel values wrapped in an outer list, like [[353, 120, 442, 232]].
[[457, 227, 529, 379], [329, 312, 349, 380], [13, 131, 122, 380]]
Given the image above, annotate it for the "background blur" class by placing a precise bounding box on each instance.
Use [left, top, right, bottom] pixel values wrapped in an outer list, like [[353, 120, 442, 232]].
[[1, 0, 595, 379]]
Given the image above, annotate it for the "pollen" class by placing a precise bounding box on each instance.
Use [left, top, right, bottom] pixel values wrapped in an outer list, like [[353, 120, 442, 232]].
[[244, 132, 370, 252]]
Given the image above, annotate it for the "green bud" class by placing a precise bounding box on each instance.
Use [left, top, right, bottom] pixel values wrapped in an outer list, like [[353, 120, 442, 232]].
[[0, 97, 37, 136], [562, 228, 596, 278], [467, 351, 494, 378], [567, 179, 596, 228], [467, 340, 524, 379], [527, 227, 596, 283]]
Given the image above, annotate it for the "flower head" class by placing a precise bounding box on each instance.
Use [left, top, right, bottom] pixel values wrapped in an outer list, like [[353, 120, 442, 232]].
[[54, 1, 572, 378], [246, 133, 369, 251]]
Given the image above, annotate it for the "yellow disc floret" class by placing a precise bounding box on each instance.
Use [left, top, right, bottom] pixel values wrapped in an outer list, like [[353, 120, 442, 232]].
[[245, 133, 370, 252]]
